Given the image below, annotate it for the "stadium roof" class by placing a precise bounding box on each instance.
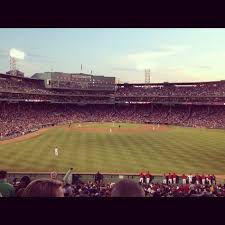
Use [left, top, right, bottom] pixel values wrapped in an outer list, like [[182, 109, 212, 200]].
[[0, 73, 43, 82], [117, 80, 225, 86]]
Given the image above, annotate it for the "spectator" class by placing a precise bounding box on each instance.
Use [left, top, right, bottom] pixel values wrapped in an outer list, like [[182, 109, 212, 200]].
[[63, 168, 73, 185], [0, 170, 15, 197], [162, 173, 167, 184], [202, 174, 206, 185], [182, 174, 187, 185], [16, 176, 31, 197], [212, 174, 216, 185], [111, 179, 145, 197], [22, 178, 64, 197], [139, 172, 145, 184], [188, 174, 193, 184], [50, 171, 58, 180], [207, 174, 211, 185], [63, 183, 74, 197], [173, 172, 177, 184], [95, 171, 103, 184], [168, 173, 172, 184], [192, 175, 196, 184], [145, 171, 151, 184]]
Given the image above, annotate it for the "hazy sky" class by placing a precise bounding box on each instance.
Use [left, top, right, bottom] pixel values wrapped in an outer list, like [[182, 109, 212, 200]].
[[0, 28, 225, 83]]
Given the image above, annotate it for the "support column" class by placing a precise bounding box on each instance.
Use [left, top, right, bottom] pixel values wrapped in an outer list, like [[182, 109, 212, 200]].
[[3, 102, 5, 114], [147, 104, 150, 113], [151, 104, 154, 113], [188, 105, 192, 116]]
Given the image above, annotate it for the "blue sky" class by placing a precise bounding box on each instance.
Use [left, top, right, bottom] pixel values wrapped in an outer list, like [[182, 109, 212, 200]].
[[0, 28, 225, 83]]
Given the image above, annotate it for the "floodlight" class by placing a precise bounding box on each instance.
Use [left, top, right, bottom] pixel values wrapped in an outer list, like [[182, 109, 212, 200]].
[[9, 48, 25, 60]]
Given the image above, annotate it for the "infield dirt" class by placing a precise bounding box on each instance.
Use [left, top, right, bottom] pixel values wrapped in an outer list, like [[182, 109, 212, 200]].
[[64, 123, 169, 134]]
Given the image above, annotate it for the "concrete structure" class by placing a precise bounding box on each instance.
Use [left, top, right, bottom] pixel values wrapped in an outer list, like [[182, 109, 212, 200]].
[[31, 72, 115, 90]]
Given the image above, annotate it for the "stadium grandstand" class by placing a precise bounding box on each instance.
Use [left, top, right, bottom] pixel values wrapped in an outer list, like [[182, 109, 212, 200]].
[[1, 72, 225, 139], [1, 71, 225, 197]]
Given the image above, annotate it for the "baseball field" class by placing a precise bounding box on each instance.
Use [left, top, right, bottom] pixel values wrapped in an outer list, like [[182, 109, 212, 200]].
[[0, 122, 225, 175]]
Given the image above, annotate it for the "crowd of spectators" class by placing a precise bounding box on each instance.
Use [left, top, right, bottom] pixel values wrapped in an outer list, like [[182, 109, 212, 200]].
[[2, 74, 225, 99], [0, 93, 107, 105], [0, 170, 224, 197], [0, 75, 114, 97], [2, 74, 225, 138], [1, 103, 225, 138], [116, 83, 225, 97], [0, 76, 51, 95]]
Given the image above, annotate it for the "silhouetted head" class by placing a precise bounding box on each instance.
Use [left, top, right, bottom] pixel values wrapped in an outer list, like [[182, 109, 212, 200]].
[[22, 178, 64, 197], [0, 171, 7, 180], [111, 179, 145, 197], [20, 176, 31, 187]]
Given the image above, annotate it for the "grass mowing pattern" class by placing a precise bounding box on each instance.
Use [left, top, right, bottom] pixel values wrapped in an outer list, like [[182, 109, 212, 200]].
[[1, 123, 225, 174]]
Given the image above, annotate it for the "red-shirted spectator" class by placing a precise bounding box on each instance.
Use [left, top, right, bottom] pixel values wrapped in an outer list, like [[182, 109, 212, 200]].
[[182, 174, 187, 185], [183, 184, 189, 193], [210, 175, 214, 185], [196, 174, 201, 185], [207, 174, 211, 185]]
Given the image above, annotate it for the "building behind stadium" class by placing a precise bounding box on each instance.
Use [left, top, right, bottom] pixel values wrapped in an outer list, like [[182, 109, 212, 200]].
[[31, 72, 115, 91]]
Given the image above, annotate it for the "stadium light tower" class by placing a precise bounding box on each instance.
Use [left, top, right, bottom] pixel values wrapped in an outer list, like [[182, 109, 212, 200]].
[[116, 77, 120, 84], [145, 69, 151, 83], [9, 48, 25, 76]]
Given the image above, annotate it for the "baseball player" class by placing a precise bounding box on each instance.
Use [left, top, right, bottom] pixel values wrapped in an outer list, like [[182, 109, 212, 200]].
[[54, 147, 59, 156]]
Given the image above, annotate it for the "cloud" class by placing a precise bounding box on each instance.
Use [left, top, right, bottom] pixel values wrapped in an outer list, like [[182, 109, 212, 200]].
[[16, 60, 50, 76], [28, 53, 55, 60], [112, 67, 140, 72], [194, 65, 212, 70], [127, 45, 191, 60], [0, 49, 10, 58], [117, 44, 191, 71], [28, 57, 56, 64]]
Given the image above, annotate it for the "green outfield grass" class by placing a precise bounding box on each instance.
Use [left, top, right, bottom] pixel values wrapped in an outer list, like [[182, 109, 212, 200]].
[[1, 122, 225, 174]]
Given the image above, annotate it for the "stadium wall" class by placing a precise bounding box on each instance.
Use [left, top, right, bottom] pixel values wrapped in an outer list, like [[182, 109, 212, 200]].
[[7, 172, 225, 184]]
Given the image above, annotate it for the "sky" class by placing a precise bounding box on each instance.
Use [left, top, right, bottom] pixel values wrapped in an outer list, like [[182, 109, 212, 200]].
[[0, 28, 225, 83]]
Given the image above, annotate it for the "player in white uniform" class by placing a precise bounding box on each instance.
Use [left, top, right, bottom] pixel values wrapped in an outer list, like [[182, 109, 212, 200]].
[[110, 128, 112, 133], [54, 147, 59, 156], [188, 174, 193, 184]]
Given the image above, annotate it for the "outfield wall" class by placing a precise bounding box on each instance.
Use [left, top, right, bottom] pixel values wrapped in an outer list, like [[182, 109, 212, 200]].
[[7, 172, 163, 184], [7, 172, 225, 185]]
